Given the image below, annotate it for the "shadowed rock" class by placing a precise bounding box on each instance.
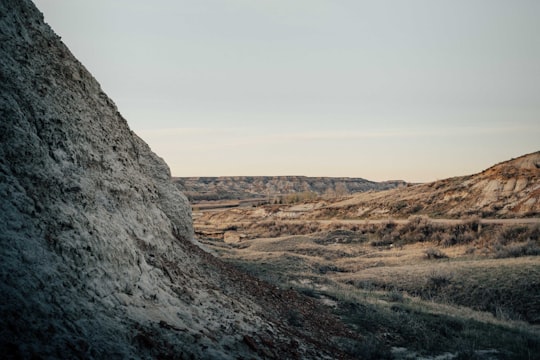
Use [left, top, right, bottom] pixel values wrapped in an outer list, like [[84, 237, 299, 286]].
[[0, 1, 358, 358]]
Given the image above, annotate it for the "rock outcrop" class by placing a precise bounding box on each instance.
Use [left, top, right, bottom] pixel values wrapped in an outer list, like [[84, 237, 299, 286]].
[[313, 151, 540, 219], [0, 1, 357, 358]]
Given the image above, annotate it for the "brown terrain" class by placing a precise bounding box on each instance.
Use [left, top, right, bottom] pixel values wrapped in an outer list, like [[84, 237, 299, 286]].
[[311, 151, 540, 219], [193, 152, 540, 358]]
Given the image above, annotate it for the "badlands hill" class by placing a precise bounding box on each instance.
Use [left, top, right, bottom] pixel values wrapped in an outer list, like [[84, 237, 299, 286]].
[[0, 1, 358, 358], [173, 176, 406, 202], [309, 151, 540, 219], [196, 152, 539, 228]]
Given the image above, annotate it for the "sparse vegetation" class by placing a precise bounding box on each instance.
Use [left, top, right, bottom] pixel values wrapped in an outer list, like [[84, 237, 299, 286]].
[[494, 240, 540, 258], [426, 270, 453, 289], [193, 164, 540, 358], [281, 191, 318, 204], [334, 293, 539, 359], [424, 247, 449, 259], [196, 212, 540, 358]]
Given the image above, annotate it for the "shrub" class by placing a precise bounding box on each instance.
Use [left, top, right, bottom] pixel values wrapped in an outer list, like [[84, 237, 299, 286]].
[[387, 289, 404, 302], [426, 271, 452, 289], [318, 265, 343, 274], [494, 240, 540, 258], [370, 236, 394, 247], [439, 232, 456, 247], [424, 247, 449, 260], [407, 215, 431, 227], [392, 201, 408, 211], [496, 226, 531, 245], [464, 215, 481, 232]]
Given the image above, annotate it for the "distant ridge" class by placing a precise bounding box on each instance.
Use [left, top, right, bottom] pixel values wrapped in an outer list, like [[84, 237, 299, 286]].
[[173, 175, 407, 201]]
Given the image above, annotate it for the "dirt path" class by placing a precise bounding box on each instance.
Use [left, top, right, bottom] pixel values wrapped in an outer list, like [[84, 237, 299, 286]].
[[306, 218, 540, 225]]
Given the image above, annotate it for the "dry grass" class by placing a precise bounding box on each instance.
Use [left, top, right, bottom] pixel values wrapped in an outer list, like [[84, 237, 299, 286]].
[[207, 226, 540, 322], [195, 216, 540, 358]]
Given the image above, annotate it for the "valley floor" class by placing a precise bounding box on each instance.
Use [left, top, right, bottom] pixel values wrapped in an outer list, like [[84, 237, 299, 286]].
[[194, 208, 540, 359]]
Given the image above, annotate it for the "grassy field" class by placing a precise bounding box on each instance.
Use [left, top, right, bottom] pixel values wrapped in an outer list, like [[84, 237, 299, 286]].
[[198, 218, 540, 359]]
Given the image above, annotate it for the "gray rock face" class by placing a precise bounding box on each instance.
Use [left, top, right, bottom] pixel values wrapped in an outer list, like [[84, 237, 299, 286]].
[[0, 0, 201, 356], [0, 1, 259, 358], [0, 2, 360, 359]]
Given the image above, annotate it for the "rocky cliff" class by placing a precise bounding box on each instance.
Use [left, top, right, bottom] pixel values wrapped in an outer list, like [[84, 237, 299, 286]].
[[174, 175, 407, 201], [0, 1, 357, 358]]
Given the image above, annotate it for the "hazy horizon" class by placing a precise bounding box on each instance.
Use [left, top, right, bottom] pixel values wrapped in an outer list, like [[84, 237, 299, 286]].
[[34, 0, 540, 182]]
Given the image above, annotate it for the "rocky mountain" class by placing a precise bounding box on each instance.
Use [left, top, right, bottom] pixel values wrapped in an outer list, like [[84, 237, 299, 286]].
[[312, 152, 540, 219], [0, 1, 358, 358], [173, 175, 407, 201]]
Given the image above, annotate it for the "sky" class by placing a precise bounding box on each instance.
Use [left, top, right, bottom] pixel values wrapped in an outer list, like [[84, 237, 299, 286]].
[[34, 0, 539, 182]]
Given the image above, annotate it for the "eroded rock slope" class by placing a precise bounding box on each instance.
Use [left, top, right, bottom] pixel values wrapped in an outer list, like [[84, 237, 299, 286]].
[[316, 151, 540, 219], [194, 152, 540, 231], [0, 1, 356, 358]]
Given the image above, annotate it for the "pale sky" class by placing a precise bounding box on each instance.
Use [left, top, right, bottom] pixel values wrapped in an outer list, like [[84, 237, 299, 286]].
[[34, 0, 539, 182]]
